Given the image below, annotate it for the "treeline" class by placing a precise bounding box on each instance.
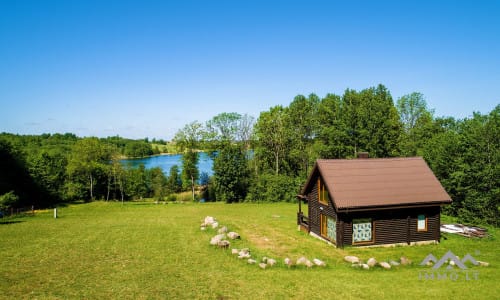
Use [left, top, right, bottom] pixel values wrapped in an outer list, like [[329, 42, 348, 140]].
[[0, 84, 498, 226], [0, 134, 178, 209], [178, 85, 498, 226]]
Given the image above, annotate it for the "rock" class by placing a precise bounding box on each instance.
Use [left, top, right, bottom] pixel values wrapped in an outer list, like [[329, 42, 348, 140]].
[[211, 221, 219, 229], [379, 262, 391, 269], [362, 264, 370, 270], [218, 226, 228, 234], [296, 256, 308, 266], [389, 260, 400, 266], [227, 232, 240, 239], [344, 256, 360, 264], [238, 249, 251, 259], [313, 258, 326, 267], [367, 257, 377, 267], [209, 234, 226, 245], [259, 263, 267, 269], [284, 258, 293, 267], [267, 258, 277, 266], [305, 260, 314, 268], [217, 240, 230, 248], [231, 248, 239, 255], [203, 216, 215, 226], [248, 259, 257, 264], [478, 261, 489, 267], [400, 256, 411, 266]]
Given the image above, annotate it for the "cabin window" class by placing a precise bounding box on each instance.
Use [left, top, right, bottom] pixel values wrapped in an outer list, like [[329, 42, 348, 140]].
[[352, 219, 373, 243], [318, 178, 329, 205], [417, 214, 427, 231], [320, 214, 336, 242]]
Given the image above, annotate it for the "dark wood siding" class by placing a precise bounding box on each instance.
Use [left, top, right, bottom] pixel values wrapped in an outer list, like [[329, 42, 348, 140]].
[[307, 174, 339, 245], [338, 206, 441, 247]]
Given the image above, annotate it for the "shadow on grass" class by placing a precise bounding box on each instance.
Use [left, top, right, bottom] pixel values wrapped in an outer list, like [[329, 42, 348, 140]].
[[0, 220, 24, 225]]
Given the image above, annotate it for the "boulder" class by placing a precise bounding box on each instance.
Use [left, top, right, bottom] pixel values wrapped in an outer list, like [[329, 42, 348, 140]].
[[389, 260, 400, 266], [227, 232, 240, 240], [367, 257, 377, 267], [259, 263, 267, 269], [361, 264, 370, 270], [379, 262, 391, 269], [203, 216, 215, 226], [296, 256, 308, 266], [313, 258, 326, 267], [344, 256, 360, 264], [267, 258, 277, 266], [217, 240, 230, 249], [478, 261, 489, 267], [238, 253, 251, 259], [248, 259, 257, 264], [400, 256, 411, 266], [305, 259, 314, 268], [218, 226, 228, 234], [209, 234, 226, 245]]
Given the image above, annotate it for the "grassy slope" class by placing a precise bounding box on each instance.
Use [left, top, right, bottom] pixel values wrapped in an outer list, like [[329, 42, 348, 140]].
[[0, 202, 497, 299]]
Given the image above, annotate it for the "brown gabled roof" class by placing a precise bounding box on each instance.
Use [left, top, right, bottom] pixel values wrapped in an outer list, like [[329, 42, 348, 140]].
[[302, 157, 452, 211]]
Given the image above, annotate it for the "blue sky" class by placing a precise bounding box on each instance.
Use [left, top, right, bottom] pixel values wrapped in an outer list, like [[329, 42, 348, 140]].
[[1, 0, 499, 139]]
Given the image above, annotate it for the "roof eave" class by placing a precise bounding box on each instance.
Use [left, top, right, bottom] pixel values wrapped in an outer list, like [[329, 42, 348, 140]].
[[336, 200, 453, 213]]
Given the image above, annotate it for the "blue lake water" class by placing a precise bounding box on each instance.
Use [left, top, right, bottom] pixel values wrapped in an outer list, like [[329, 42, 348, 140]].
[[121, 152, 214, 176]]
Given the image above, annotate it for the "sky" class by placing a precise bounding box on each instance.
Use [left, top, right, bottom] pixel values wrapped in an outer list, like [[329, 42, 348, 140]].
[[1, 0, 499, 140]]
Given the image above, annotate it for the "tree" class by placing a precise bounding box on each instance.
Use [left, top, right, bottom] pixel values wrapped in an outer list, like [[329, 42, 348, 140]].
[[254, 105, 290, 175], [174, 121, 205, 200], [66, 138, 112, 201], [213, 145, 249, 203], [0, 191, 19, 212], [150, 167, 167, 201], [166, 165, 182, 194], [316, 93, 348, 158], [286, 94, 320, 178], [397, 92, 434, 156]]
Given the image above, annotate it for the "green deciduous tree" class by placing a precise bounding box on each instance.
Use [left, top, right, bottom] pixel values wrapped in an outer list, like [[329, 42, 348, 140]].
[[397, 92, 434, 156], [213, 145, 249, 203], [174, 121, 205, 200], [66, 137, 112, 201]]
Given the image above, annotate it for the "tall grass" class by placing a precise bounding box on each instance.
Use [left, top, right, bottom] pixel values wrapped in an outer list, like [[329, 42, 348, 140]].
[[0, 202, 497, 299]]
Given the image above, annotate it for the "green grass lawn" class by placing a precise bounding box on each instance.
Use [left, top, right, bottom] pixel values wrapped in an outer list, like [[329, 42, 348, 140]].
[[0, 202, 497, 299]]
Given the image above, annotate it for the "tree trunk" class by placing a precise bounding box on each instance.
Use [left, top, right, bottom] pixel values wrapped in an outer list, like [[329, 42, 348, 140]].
[[89, 174, 94, 200], [191, 175, 195, 201]]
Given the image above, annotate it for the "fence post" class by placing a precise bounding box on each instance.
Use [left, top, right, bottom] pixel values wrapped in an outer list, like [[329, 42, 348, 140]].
[[54, 208, 57, 219]]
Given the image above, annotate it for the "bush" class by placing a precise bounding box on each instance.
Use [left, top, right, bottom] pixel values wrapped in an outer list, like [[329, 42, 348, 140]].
[[246, 174, 301, 202], [0, 191, 19, 211]]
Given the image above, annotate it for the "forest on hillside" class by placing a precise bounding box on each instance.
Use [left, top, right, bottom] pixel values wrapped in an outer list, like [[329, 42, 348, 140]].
[[1, 84, 498, 226]]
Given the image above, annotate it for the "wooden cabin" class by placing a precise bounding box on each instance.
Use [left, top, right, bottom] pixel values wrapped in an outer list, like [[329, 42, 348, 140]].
[[297, 157, 452, 247]]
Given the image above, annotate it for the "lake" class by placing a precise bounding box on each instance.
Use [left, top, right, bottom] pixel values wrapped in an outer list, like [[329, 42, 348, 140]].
[[121, 152, 214, 176]]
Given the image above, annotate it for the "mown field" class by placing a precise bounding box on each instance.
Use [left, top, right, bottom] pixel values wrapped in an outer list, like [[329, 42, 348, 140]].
[[0, 202, 497, 299]]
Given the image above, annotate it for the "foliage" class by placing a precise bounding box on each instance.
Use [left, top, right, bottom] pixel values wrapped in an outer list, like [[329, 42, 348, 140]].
[[0, 85, 498, 226], [213, 145, 249, 203], [246, 173, 300, 202], [0, 191, 19, 211]]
